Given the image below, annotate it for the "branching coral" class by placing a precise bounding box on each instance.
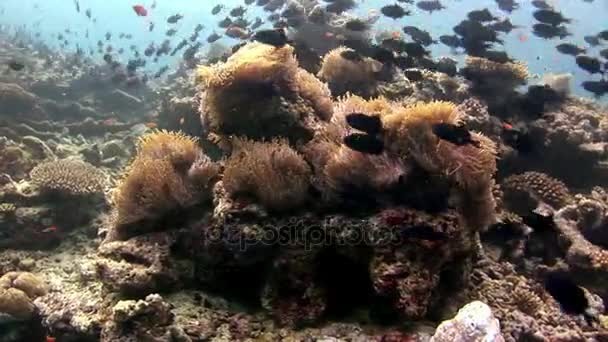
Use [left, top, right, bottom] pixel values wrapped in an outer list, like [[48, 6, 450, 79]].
[[30, 159, 106, 196], [223, 139, 311, 212], [197, 42, 332, 143], [112, 130, 219, 229], [502, 171, 572, 212], [317, 47, 383, 97]]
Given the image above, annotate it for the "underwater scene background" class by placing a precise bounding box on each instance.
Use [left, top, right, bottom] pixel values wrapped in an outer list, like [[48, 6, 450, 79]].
[[1, 0, 608, 341]]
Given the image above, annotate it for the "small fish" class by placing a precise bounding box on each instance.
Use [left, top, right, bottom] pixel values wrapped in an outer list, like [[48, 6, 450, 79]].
[[495, 0, 519, 13], [74, 0, 80, 12], [582, 80, 608, 97], [325, 0, 357, 14], [7, 61, 24, 71], [532, 23, 570, 39], [167, 14, 184, 24], [225, 26, 250, 39], [105, 32, 111, 41], [41, 225, 58, 233], [132, 4, 148, 17], [584, 35, 601, 47], [599, 48, 608, 59], [381, 4, 409, 19], [194, 24, 204, 32], [598, 30, 608, 40], [343, 133, 384, 155], [218, 17, 233, 29], [344, 18, 369, 32], [467, 8, 497, 22], [575, 55, 602, 74], [489, 18, 519, 33], [245, 0, 255, 4], [432, 123, 480, 147], [531, 0, 551, 9], [251, 17, 264, 30], [555, 43, 585, 56], [439, 34, 461, 48], [544, 272, 593, 320], [340, 49, 364, 62], [404, 69, 423, 81], [346, 113, 382, 135], [230, 6, 247, 17], [166, 28, 178, 37], [533, 9, 570, 26], [252, 28, 289, 47], [207, 32, 222, 43], [502, 123, 534, 154], [402, 26, 435, 46], [211, 4, 224, 15], [148, 22, 155, 32], [416, 0, 445, 13], [85, 8, 92, 19]]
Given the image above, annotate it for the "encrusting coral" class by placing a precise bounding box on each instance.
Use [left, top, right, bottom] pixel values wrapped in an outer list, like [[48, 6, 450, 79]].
[[0, 272, 47, 320], [197, 42, 332, 143], [223, 138, 312, 212], [30, 159, 106, 196], [317, 47, 383, 98], [111, 130, 219, 234]]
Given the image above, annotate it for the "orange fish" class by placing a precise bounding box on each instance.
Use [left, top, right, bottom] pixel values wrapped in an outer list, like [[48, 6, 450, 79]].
[[145, 122, 158, 129], [391, 31, 401, 39], [503, 122, 513, 130], [132, 5, 148, 17], [517, 33, 528, 43], [42, 225, 58, 233]]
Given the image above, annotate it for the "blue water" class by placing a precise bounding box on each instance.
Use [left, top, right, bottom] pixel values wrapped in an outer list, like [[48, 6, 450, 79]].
[[1, 0, 607, 99]]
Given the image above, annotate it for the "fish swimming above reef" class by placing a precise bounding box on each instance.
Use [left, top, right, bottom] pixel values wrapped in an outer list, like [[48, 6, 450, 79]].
[[416, 0, 445, 13], [344, 18, 370, 32], [467, 8, 497, 22], [211, 5, 224, 15], [582, 80, 608, 96], [544, 272, 595, 323], [230, 6, 247, 17], [555, 43, 585, 56], [252, 28, 290, 47], [575, 55, 603, 74], [533, 9, 571, 26], [532, 23, 570, 39], [346, 113, 383, 135], [207, 32, 222, 43], [402, 26, 436, 46], [325, 0, 357, 14], [432, 123, 480, 148], [167, 14, 184, 24], [531, 0, 552, 10], [340, 49, 364, 62], [343, 133, 385, 155], [381, 4, 410, 19], [132, 5, 147, 17], [495, 0, 519, 13]]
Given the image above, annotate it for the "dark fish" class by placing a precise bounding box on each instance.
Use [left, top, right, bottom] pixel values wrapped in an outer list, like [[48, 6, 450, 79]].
[[154, 65, 169, 78], [531, 0, 551, 9], [432, 123, 480, 147], [325, 0, 356, 14], [245, 0, 255, 4], [399, 225, 448, 241], [251, 17, 264, 30], [501, 124, 533, 154], [555, 43, 585, 56], [230, 6, 246, 17], [170, 39, 188, 56], [256, 0, 270, 5], [416, 0, 445, 13], [533, 9, 570, 26], [218, 17, 232, 28], [74, 0, 80, 12], [149, 22, 155, 32], [394, 56, 416, 69], [584, 35, 601, 47], [232, 17, 250, 29], [397, 0, 414, 3], [167, 14, 184, 24], [346, 113, 382, 135], [344, 18, 369, 32], [183, 42, 202, 61], [166, 28, 178, 37], [144, 43, 156, 56], [381, 38, 409, 53], [85, 8, 91, 19], [195, 24, 204, 32], [211, 4, 223, 15], [544, 273, 590, 317], [402, 26, 435, 46], [467, 9, 497, 22], [439, 34, 461, 48], [495, 0, 519, 13], [370, 46, 395, 64], [403, 42, 428, 58], [598, 30, 608, 40], [532, 23, 570, 39], [489, 18, 519, 33], [207, 32, 222, 43], [267, 13, 280, 22], [343, 133, 384, 155], [103, 53, 113, 64], [454, 20, 503, 44], [600, 48, 608, 59], [481, 50, 512, 63], [252, 28, 289, 47], [575, 55, 602, 74], [582, 80, 608, 96], [105, 32, 111, 41], [404, 69, 424, 82], [340, 49, 364, 62], [381, 4, 410, 19], [7, 61, 24, 71]]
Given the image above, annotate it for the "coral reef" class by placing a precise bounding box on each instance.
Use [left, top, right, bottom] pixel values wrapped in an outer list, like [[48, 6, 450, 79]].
[[502, 171, 573, 212], [223, 138, 312, 212], [317, 47, 383, 97], [30, 159, 106, 196], [430, 301, 504, 342], [0, 272, 47, 319], [111, 130, 219, 234], [197, 42, 332, 143]]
